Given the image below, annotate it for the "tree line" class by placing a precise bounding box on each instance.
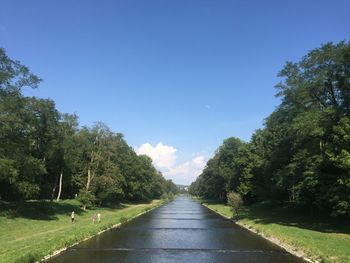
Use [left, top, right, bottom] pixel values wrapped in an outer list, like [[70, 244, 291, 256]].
[[0, 48, 178, 207], [189, 42, 350, 217]]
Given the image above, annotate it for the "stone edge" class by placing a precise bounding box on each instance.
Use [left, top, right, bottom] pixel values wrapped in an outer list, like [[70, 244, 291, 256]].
[[40, 200, 169, 262], [201, 203, 318, 263]]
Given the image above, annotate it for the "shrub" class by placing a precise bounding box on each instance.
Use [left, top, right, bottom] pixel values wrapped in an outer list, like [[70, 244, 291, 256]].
[[227, 191, 243, 219], [77, 189, 96, 210], [160, 193, 168, 200], [167, 192, 174, 200]]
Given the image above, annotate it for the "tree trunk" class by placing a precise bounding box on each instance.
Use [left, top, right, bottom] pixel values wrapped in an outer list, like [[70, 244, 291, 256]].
[[56, 171, 63, 201], [86, 150, 94, 191], [50, 173, 60, 202], [86, 168, 91, 190]]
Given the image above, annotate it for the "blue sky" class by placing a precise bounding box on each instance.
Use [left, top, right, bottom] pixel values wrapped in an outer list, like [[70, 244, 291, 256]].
[[1, 0, 349, 184]]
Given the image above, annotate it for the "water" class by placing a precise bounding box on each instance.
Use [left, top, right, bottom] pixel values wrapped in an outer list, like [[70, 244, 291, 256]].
[[49, 196, 305, 262]]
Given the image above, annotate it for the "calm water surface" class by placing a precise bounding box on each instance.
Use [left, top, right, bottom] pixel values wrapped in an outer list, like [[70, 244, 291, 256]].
[[50, 196, 305, 262]]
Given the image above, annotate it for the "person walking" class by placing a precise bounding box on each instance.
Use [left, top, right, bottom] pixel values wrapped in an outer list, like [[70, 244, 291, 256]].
[[71, 211, 75, 223], [97, 213, 101, 223]]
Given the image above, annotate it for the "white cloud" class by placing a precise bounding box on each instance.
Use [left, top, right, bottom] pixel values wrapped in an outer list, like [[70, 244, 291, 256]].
[[193, 155, 206, 166], [136, 142, 177, 168], [135, 142, 207, 185]]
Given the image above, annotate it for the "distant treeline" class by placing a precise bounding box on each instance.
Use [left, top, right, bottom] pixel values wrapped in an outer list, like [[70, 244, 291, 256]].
[[189, 42, 350, 217], [0, 48, 178, 206]]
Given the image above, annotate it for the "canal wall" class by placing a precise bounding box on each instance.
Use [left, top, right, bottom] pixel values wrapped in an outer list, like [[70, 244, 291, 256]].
[[201, 203, 316, 263], [42, 199, 171, 262]]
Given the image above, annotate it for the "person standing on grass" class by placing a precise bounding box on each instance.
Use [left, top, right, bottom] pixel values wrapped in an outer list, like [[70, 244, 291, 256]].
[[97, 213, 101, 223], [71, 211, 75, 223], [92, 214, 96, 224]]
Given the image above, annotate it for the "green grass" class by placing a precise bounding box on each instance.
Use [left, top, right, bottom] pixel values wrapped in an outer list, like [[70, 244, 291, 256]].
[[0, 199, 165, 263], [200, 200, 350, 263]]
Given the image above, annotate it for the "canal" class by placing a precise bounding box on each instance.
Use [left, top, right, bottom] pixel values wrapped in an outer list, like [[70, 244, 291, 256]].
[[50, 195, 305, 262]]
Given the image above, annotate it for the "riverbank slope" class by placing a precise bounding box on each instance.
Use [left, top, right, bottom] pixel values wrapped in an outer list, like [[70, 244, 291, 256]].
[[0, 199, 165, 263], [200, 201, 349, 263]]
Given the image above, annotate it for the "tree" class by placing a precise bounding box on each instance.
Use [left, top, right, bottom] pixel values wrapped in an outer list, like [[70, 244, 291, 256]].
[[0, 48, 41, 92], [190, 41, 350, 217], [0, 47, 174, 206], [189, 137, 245, 201], [0, 48, 44, 200], [227, 192, 243, 219], [51, 114, 79, 201], [273, 41, 350, 215]]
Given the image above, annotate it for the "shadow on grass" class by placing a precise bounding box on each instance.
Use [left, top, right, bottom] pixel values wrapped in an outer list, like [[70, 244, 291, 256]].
[[0, 199, 155, 220], [90, 202, 127, 211], [201, 199, 350, 235], [240, 202, 350, 235], [0, 200, 85, 220]]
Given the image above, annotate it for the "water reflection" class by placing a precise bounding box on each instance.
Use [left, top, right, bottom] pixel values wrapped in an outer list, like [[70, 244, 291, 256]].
[[50, 195, 305, 263]]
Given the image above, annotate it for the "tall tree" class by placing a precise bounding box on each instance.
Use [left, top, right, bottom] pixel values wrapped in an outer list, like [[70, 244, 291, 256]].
[[0, 48, 43, 200], [191, 42, 350, 217]]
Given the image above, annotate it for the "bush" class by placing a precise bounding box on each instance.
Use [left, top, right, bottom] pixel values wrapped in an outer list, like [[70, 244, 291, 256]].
[[227, 191, 243, 219], [160, 192, 175, 200], [77, 189, 96, 210], [160, 193, 168, 200], [167, 192, 174, 200]]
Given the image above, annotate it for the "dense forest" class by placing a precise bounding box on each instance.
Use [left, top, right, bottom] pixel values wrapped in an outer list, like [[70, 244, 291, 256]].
[[189, 42, 350, 217], [0, 48, 178, 207]]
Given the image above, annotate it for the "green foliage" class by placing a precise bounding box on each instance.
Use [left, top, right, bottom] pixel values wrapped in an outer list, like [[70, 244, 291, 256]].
[[0, 48, 173, 205], [160, 191, 176, 201], [167, 192, 175, 200], [0, 47, 41, 92], [77, 189, 96, 208], [191, 41, 350, 218], [227, 191, 243, 218], [160, 193, 168, 199], [189, 138, 246, 201]]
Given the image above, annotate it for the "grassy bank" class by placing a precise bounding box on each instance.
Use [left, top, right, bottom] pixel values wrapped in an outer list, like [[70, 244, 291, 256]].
[[200, 200, 350, 263], [0, 199, 165, 263]]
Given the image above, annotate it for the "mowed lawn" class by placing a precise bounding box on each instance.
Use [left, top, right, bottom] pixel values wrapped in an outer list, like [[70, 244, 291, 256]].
[[0, 199, 163, 263], [203, 202, 350, 263]]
